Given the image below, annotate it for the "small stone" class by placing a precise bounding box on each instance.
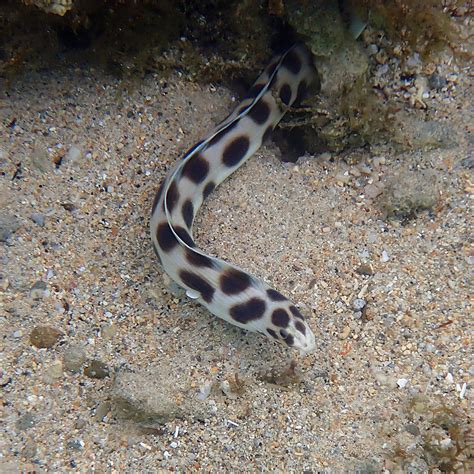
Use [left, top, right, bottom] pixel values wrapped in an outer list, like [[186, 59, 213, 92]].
[[380, 250, 390, 263], [197, 381, 213, 401], [110, 367, 202, 425], [16, 413, 36, 431], [13, 330, 22, 338], [353, 298, 366, 311], [75, 418, 87, 430], [364, 183, 383, 199], [63, 345, 87, 373], [30, 144, 53, 172], [335, 172, 351, 186], [29, 280, 47, 299], [1, 275, 9, 290], [404, 53, 422, 74], [66, 439, 84, 451], [439, 438, 453, 449], [0, 215, 20, 242], [356, 264, 374, 276], [43, 360, 63, 383], [30, 213, 45, 227], [94, 401, 111, 422], [30, 326, 63, 348], [65, 145, 82, 164], [62, 202, 76, 212], [367, 44, 378, 55], [220, 375, 245, 400], [397, 378, 408, 388], [339, 325, 351, 340], [84, 360, 110, 379], [170, 441, 178, 449], [362, 305, 374, 321], [22, 440, 38, 459], [101, 324, 118, 338], [372, 370, 397, 389], [405, 423, 420, 436]]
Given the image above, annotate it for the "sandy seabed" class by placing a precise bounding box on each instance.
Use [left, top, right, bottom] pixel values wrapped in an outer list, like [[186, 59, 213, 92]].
[[0, 55, 472, 473]]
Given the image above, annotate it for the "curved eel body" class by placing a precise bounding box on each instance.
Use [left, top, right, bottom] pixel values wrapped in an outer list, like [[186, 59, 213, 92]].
[[150, 44, 317, 354]]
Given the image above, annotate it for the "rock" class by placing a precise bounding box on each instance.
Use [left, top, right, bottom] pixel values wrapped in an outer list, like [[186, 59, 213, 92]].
[[29, 144, 53, 173], [94, 401, 111, 422], [286, 0, 368, 96], [16, 413, 36, 431], [428, 73, 447, 90], [101, 324, 118, 339], [64, 145, 82, 165], [397, 378, 409, 388], [379, 168, 441, 219], [30, 326, 63, 348], [29, 280, 47, 299], [356, 264, 374, 276], [22, 440, 37, 459], [63, 344, 87, 373], [353, 298, 366, 311], [66, 439, 84, 451], [30, 213, 45, 227], [405, 423, 421, 436], [403, 52, 422, 74], [61, 202, 76, 212], [0, 215, 20, 242], [110, 367, 199, 426], [43, 360, 63, 383], [392, 112, 456, 151], [83, 360, 109, 379]]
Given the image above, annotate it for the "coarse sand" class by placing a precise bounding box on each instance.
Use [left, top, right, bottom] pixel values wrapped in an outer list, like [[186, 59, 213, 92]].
[[0, 58, 472, 472]]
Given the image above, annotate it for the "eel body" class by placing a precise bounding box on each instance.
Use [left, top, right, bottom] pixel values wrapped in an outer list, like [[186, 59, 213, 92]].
[[150, 44, 317, 354]]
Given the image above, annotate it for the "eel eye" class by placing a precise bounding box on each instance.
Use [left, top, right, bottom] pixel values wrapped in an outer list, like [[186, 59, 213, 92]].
[[279, 329, 289, 339]]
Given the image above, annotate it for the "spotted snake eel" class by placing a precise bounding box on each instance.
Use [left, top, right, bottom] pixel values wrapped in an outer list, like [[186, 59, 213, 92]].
[[150, 44, 317, 354]]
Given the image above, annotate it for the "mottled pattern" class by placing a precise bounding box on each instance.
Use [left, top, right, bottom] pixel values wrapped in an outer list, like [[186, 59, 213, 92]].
[[150, 44, 317, 354]]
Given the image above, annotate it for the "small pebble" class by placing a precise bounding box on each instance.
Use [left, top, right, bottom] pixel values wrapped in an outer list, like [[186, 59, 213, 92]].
[[75, 419, 87, 430], [16, 413, 36, 431], [405, 423, 420, 436], [439, 438, 453, 449], [356, 264, 374, 276], [428, 74, 448, 90], [29, 280, 47, 299], [94, 401, 111, 422], [397, 378, 408, 388], [63, 345, 87, 373], [339, 325, 351, 340], [43, 360, 64, 383], [0, 215, 20, 242], [30, 326, 63, 348], [30, 213, 45, 227], [65, 145, 82, 164], [62, 202, 76, 212], [101, 324, 118, 338], [380, 250, 390, 263], [367, 44, 378, 55], [353, 298, 366, 311], [66, 439, 85, 451], [22, 440, 38, 459], [84, 360, 110, 379]]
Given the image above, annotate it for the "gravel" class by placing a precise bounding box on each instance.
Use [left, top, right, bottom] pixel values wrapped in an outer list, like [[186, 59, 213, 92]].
[[0, 38, 471, 471]]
